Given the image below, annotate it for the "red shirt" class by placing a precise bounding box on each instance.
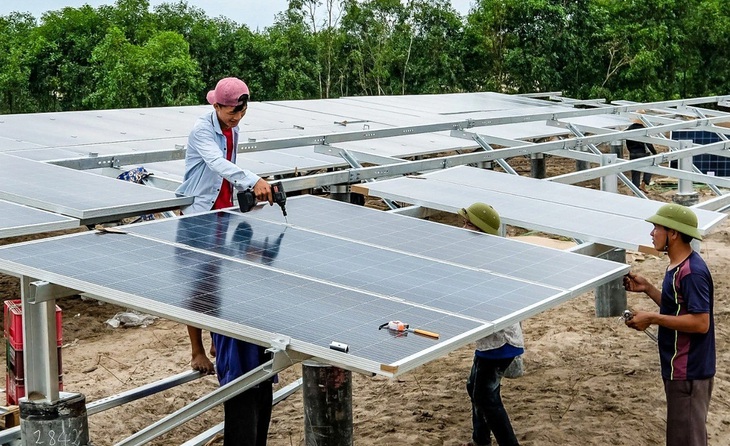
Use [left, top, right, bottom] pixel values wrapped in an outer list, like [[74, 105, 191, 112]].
[[212, 127, 234, 210]]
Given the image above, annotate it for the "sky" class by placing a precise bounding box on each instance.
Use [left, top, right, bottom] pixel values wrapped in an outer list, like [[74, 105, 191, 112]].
[[1, 1, 475, 30]]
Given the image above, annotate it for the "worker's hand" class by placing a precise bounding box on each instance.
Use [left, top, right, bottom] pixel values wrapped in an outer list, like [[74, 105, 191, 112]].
[[252, 178, 273, 205], [625, 310, 652, 332], [191, 352, 215, 375], [623, 272, 650, 293]]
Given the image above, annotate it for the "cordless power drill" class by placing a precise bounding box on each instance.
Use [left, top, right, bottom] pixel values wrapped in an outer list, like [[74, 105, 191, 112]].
[[237, 181, 288, 218]]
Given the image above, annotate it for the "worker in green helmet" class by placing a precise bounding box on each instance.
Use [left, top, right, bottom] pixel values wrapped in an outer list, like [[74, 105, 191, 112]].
[[458, 203, 523, 446], [623, 203, 715, 446]]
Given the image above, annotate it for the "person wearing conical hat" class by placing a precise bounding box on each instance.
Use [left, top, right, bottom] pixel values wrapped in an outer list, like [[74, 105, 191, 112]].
[[624, 203, 715, 446], [459, 203, 523, 446]]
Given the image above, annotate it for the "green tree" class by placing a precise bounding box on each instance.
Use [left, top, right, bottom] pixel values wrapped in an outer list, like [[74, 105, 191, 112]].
[[402, 0, 465, 94], [152, 2, 243, 101], [340, 0, 409, 95], [0, 13, 36, 113], [257, 8, 320, 100], [28, 5, 110, 111], [86, 26, 200, 108]]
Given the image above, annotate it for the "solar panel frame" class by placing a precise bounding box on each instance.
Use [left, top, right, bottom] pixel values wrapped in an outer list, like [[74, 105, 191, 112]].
[[0, 154, 193, 224], [0, 200, 78, 239], [0, 197, 628, 377], [355, 166, 727, 252], [0, 230, 491, 376]]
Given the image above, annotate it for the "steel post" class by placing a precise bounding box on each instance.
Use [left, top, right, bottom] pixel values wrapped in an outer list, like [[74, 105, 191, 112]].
[[595, 248, 627, 317], [303, 362, 353, 446]]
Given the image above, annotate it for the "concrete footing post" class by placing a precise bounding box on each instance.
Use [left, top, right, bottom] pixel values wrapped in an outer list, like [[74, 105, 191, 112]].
[[576, 149, 589, 171], [20, 393, 90, 446], [530, 153, 545, 179], [673, 193, 699, 206], [303, 362, 353, 446], [610, 140, 623, 158], [595, 248, 627, 317], [674, 141, 699, 206], [330, 185, 351, 203]]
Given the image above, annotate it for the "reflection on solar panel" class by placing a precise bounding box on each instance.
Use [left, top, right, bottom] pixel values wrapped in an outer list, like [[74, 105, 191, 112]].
[[0, 197, 627, 377], [354, 166, 727, 252], [0, 200, 78, 239], [0, 154, 192, 224]]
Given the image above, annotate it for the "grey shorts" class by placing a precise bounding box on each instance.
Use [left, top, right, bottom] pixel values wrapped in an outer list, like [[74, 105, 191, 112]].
[[664, 377, 713, 446]]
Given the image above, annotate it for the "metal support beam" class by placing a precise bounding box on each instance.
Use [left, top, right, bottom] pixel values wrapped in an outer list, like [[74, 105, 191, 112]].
[[600, 154, 619, 193], [113, 347, 310, 446], [472, 134, 518, 175], [549, 138, 730, 185], [180, 377, 304, 446], [20, 276, 61, 404], [314, 146, 402, 166], [386, 205, 439, 219], [595, 248, 627, 318], [28, 281, 79, 304], [237, 95, 730, 154]]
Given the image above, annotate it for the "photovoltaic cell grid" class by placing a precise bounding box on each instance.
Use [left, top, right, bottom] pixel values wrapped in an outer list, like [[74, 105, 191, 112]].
[[0, 154, 192, 223], [0, 200, 78, 239], [0, 232, 480, 369], [354, 166, 727, 252], [125, 211, 562, 322], [244, 195, 626, 293], [421, 166, 726, 232], [672, 130, 730, 177], [0, 197, 627, 376]]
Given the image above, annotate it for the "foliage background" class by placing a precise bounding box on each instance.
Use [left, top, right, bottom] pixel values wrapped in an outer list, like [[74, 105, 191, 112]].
[[1, 0, 729, 114]]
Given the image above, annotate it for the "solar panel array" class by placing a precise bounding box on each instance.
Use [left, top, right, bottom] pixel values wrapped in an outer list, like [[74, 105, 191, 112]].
[[354, 166, 727, 252], [0, 154, 192, 224], [0, 196, 628, 377], [0, 93, 630, 183]]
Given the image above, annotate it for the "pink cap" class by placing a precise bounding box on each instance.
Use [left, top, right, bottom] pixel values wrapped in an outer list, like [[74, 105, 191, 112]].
[[206, 77, 250, 106]]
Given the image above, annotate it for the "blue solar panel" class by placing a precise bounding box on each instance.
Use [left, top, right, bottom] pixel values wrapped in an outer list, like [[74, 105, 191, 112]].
[[0, 196, 628, 376], [672, 130, 730, 176]]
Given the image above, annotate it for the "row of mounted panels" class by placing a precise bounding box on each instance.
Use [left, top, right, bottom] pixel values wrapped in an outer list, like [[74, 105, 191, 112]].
[[354, 165, 728, 253], [0, 92, 634, 239], [0, 196, 629, 377]]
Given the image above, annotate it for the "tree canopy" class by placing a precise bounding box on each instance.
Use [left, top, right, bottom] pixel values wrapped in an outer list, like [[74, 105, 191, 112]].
[[1, 0, 729, 114]]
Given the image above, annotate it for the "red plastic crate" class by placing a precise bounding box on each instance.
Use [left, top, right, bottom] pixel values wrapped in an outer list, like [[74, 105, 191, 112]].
[[6, 342, 63, 381], [6, 368, 63, 406], [3, 300, 62, 351]]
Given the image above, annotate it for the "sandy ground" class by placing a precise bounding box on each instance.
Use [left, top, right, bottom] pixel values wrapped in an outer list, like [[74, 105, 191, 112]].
[[1, 159, 729, 445]]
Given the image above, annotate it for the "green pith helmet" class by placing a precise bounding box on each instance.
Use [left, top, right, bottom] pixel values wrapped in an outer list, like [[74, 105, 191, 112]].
[[458, 202, 501, 235], [646, 203, 702, 241]]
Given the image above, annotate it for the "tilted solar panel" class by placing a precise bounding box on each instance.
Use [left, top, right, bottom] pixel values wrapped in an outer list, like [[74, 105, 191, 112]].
[[353, 166, 727, 252], [0, 153, 192, 224], [0, 197, 628, 377], [0, 200, 78, 239]]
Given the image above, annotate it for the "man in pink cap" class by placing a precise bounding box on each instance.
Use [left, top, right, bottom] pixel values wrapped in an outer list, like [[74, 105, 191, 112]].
[[176, 77, 274, 446]]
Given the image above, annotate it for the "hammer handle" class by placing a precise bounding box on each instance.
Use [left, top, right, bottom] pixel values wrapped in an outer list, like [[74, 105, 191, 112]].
[[409, 328, 440, 339]]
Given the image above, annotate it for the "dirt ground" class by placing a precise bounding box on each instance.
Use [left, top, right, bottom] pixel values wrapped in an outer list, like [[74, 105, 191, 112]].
[[1, 154, 729, 445]]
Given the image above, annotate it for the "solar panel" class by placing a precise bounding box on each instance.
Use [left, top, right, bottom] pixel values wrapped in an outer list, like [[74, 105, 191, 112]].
[[0, 197, 627, 377], [244, 196, 623, 293], [0, 200, 78, 239], [0, 154, 193, 224], [672, 130, 730, 176], [354, 166, 727, 252]]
